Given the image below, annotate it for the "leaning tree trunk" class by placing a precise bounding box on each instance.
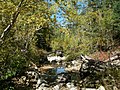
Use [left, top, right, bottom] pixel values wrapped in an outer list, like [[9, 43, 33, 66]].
[[0, 0, 24, 42]]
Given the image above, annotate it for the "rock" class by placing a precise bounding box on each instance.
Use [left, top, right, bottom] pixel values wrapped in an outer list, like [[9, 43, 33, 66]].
[[56, 74, 68, 83], [97, 86, 105, 90], [66, 82, 74, 88], [111, 59, 120, 66], [113, 86, 118, 90], [70, 87, 78, 90], [81, 88, 97, 90], [36, 79, 42, 88], [36, 86, 50, 90], [55, 50, 64, 57], [47, 56, 67, 63], [53, 85, 60, 90], [81, 86, 105, 90], [36, 83, 50, 90], [79, 54, 108, 79], [66, 82, 77, 90], [21, 76, 26, 81], [53, 83, 63, 90]]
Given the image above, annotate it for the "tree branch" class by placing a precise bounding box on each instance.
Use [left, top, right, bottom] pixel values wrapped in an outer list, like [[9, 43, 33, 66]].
[[0, 0, 24, 41]]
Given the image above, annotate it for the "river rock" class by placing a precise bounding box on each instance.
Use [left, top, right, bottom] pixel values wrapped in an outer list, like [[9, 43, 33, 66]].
[[81, 85, 105, 90]]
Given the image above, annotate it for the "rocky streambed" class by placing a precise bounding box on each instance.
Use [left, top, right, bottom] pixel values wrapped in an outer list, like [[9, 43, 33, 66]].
[[3, 52, 120, 90]]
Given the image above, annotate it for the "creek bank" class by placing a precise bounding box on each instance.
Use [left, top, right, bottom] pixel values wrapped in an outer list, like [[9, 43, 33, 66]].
[[7, 51, 120, 90]]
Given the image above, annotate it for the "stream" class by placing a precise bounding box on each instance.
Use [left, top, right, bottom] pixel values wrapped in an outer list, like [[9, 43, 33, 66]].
[[4, 53, 120, 90]]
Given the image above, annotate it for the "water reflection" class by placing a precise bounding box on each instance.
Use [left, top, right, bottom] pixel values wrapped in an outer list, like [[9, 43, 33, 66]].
[[56, 67, 65, 74], [45, 67, 66, 75], [43, 67, 80, 85]]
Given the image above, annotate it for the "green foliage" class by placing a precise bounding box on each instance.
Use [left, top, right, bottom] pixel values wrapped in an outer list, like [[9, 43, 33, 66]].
[[112, 1, 120, 44], [0, 0, 120, 89], [0, 0, 54, 83], [50, 0, 120, 58], [0, 38, 26, 80]]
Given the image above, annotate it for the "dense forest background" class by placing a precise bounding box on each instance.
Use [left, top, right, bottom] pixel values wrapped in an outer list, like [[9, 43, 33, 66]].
[[0, 0, 120, 89]]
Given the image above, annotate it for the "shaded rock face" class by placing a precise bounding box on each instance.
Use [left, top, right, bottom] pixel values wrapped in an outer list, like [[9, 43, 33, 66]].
[[79, 53, 120, 79], [78, 54, 120, 89], [55, 50, 64, 57], [81, 85, 105, 90], [79, 60, 106, 79]]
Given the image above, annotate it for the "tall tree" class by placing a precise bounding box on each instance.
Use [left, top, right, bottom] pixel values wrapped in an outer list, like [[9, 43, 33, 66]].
[[0, 0, 54, 83]]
